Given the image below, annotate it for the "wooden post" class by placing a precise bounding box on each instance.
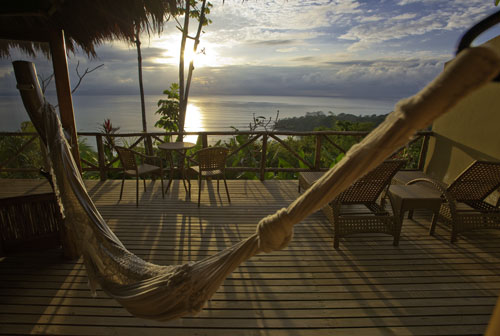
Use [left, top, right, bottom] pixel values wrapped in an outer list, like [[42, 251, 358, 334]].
[[201, 133, 208, 148], [314, 134, 322, 171], [260, 134, 268, 181], [96, 135, 107, 181], [49, 29, 82, 173], [146, 134, 154, 156]]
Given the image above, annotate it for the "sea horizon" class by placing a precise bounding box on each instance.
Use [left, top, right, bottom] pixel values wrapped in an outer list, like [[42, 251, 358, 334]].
[[0, 94, 398, 134]]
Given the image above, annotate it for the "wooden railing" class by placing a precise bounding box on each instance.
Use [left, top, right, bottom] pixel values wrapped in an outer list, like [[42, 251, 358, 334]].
[[0, 130, 433, 181]]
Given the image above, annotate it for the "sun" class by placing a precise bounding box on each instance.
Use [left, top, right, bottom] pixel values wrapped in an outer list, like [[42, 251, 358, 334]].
[[152, 36, 222, 68]]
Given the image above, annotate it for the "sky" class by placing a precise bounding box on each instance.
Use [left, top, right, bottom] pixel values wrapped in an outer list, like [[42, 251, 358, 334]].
[[1, 0, 500, 101]]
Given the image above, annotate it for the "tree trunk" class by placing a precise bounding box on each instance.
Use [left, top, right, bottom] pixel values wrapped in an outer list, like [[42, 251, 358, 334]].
[[177, 0, 191, 141], [135, 25, 153, 155]]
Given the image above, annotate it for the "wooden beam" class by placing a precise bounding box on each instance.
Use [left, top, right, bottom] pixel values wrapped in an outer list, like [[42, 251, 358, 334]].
[[49, 29, 82, 173]]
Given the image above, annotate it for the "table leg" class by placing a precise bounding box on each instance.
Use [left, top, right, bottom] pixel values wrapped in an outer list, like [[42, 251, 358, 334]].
[[177, 150, 189, 194], [165, 151, 174, 193]]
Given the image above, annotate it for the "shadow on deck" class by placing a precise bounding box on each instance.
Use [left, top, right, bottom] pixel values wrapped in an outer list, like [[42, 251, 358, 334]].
[[1, 178, 500, 335]]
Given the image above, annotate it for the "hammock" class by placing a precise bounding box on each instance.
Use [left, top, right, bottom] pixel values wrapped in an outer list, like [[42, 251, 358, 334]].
[[14, 39, 500, 322]]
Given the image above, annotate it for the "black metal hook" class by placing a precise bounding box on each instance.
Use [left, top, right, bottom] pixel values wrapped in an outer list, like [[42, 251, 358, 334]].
[[456, 9, 500, 81]]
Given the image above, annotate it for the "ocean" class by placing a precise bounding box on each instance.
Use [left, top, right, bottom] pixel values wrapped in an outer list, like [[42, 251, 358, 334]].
[[0, 94, 397, 135]]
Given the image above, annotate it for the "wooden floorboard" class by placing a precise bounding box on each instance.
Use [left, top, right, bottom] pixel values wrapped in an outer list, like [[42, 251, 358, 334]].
[[1, 178, 500, 335]]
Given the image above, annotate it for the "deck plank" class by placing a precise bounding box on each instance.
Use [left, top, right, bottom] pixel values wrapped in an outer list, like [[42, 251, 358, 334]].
[[1, 178, 500, 335]]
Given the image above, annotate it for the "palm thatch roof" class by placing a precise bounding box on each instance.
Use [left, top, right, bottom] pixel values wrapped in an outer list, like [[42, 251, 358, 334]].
[[0, 0, 179, 57]]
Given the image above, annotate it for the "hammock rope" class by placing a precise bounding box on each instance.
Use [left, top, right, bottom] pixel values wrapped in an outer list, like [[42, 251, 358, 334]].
[[16, 39, 500, 321]]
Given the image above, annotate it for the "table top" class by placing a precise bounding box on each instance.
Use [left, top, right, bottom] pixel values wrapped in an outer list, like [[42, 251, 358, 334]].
[[388, 184, 442, 201], [158, 142, 196, 151]]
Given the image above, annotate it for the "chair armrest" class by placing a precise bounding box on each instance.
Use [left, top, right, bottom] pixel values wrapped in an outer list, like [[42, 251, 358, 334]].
[[185, 154, 198, 167], [407, 177, 456, 213]]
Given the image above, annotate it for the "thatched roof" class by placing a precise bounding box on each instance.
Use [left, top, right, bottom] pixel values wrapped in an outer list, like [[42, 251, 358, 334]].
[[0, 0, 179, 57]]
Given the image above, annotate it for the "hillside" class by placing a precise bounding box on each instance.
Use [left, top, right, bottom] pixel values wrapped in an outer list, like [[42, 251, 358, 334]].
[[275, 111, 388, 131]]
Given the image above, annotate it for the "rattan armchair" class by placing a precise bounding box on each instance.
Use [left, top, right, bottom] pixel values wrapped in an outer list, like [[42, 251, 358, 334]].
[[115, 146, 164, 207], [299, 160, 406, 249], [189, 147, 231, 207], [408, 160, 500, 242]]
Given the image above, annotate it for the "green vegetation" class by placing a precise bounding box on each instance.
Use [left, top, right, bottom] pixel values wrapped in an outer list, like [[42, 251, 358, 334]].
[[0, 122, 45, 179], [0, 111, 425, 180], [275, 111, 387, 132], [155, 83, 180, 138]]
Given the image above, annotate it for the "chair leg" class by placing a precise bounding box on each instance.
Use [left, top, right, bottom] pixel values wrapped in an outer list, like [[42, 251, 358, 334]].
[[333, 221, 340, 249], [429, 213, 438, 235], [393, 226, 401, 246], [451, 227, 458, 243], [143, 177, 146, 191], [136, 177, 139, 207], [333, 237, 340, 249], [223, 176, 231, 203], [198, 176, 202, 207], [160, 172, 164, 199], [217, 178, 220, 194], [119, 176, 125, 201]]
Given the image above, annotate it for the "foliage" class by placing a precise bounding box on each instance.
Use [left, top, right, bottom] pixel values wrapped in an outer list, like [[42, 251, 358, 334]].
[[249, 111, 280, 132], [179, 0, 213, 25], [275, 111, 387, 132], [1, 113, 426, 180], [0, 121, 45, 178], [155, 83, 180, 138]]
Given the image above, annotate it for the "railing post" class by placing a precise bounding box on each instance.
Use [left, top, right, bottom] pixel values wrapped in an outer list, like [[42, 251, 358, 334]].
[[96, 135, 107, 181], [260, 133, 268, 181], [417, 133, 431, 171], [145, 134, 154, 156], [201, 133, 208, 148], [314, 134, 322, 171]]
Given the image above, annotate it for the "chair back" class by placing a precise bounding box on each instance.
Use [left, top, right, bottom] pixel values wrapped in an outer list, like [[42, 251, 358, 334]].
[[196, 147, 228, 173], [338, 160, 406, 204], [447, 160, 500, 202], [115, 146, 137, 171]]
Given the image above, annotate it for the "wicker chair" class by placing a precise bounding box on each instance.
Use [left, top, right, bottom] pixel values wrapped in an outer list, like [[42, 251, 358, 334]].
[[408, 160, 500, 242], [189, 147, 231, 207], [115, 146, 164, 207], [299, 160, 405, 249]]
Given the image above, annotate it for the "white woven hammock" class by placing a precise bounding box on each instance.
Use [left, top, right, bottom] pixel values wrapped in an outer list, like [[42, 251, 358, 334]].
[[22, 42, 500, 321]]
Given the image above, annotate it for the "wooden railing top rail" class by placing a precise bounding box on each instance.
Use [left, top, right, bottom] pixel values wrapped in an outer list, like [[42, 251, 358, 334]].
[[1, 130, 434, 180], [1, 130, 434, 137]]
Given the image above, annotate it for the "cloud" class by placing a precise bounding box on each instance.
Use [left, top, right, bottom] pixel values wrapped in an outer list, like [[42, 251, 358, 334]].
[[340, 1, 494, 51], [185, 55, 445, 99], [249, 40, 295, 46], [276, 47, 298, 53]]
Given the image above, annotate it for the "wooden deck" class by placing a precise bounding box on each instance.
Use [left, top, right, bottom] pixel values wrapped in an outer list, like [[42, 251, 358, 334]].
[[1, 178, 500, 335]]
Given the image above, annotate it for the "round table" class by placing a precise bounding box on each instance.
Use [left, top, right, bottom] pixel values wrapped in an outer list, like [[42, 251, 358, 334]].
[[158, 142, 196, 195]]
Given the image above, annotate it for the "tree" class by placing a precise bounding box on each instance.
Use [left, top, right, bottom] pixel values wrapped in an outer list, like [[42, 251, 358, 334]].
[[155, 83, 180, 141], [176, 0, 212, 138], [133, 23, 154, 155], [37, 61, 104, 97]]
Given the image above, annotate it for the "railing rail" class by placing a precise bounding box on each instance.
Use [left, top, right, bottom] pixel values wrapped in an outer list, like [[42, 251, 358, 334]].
[[0, 130, 433, 180]]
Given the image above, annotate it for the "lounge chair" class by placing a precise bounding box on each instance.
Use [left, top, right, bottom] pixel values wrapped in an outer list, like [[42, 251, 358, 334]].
[[115, 146, 164, 207], [408, 160, 500, 242], [189, 147, 231, 207], [299, 160, 406, 249]]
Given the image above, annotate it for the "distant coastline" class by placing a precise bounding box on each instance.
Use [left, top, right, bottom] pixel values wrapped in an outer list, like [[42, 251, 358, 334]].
[[275, 111, 388, 132], [0, 94, 396, 133]]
